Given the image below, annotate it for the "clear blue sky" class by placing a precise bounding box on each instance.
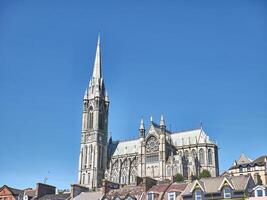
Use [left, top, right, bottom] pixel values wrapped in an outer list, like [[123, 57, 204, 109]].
[[0, 0, 266, 190]]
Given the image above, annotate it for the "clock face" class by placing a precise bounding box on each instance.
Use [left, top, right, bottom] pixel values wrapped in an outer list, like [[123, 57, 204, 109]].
[[146, 136, 159, 153]]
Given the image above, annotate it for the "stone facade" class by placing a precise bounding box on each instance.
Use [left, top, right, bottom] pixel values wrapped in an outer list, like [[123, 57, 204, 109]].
[[78, 36, 219, 189]]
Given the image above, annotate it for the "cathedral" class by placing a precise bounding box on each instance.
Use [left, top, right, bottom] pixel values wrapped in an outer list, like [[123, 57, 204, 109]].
[[77, 36, 219, 189]]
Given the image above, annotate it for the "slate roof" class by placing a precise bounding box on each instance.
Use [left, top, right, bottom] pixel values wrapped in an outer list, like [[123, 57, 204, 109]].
[[171, 128, 215, 146], [0, 185, 24, 196], [229, 155, 267, 170], [73, 191, 103, 200], [38, 193, 70, 200], [105, 185, 144, 199], [182, 175, 254, 196], [24, 189, 36, 198]]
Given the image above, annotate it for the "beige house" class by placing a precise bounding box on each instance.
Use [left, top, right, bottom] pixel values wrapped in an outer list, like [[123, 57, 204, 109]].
[[226, 154, 267, 185]]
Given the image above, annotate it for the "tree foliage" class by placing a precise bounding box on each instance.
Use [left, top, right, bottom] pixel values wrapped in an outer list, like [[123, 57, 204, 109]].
[[198, 170, 211, 179], [174, 173, 184, 182]]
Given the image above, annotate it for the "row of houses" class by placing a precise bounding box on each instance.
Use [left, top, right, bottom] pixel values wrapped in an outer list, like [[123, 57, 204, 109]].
[[1, 175, 266, 200], [1, 154, 266, 200]]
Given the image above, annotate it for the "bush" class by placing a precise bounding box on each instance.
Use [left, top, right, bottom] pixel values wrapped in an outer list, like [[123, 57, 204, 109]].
[[198, 170, 211, 179], [174, 173, 184, 182]]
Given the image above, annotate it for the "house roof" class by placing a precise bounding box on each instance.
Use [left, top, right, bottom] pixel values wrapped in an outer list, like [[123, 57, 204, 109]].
[[229, 155, 267, 170], [73, 191, 103, 200], [38, 193, 70, 200], [182, 175, 254, 196], [104, 185, 144, 199], [0, 185, 24, 196]]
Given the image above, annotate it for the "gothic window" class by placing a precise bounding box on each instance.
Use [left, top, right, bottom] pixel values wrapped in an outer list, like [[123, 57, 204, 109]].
[[120, 169, 127, 184], [89, 145, 92, 165], [80, 148, 83, 169], [146, 136, 159, 153], [82, 174, 85, 184], [208, 149, 212, 165], [199, 149, 204, 165], [89, 107, 94, 129], [184, 150, 189, 160], [192, 149, 197, 159], [130, 167, 137, 184], [84, 146, 88, 166], [99, 112, 104, 130], [146, 154, 159, 163]]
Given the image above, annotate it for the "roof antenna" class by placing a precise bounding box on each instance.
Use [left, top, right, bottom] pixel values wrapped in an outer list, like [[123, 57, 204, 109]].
[[43, 171, 50, 184]]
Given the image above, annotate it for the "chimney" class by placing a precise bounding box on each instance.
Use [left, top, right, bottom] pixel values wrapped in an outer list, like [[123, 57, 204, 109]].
[[36, 183, 56, 199], [70, 184, 89, 199]]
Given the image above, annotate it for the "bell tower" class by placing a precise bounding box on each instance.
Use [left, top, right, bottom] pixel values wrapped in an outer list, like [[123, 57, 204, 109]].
[[78, 35, 109, 189]]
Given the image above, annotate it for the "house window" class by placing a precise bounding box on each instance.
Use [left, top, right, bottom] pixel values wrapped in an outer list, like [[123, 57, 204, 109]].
[[223, 187, 232, 198], [256, 189, 263, 197], [195, 190, 202, 200], [147, 193, 154, 200], [239, 166, 243, 173], [168, 192, 176, 200]]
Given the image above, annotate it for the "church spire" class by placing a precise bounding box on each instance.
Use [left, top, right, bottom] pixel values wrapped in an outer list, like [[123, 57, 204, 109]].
[[92, 33, 102, 79]]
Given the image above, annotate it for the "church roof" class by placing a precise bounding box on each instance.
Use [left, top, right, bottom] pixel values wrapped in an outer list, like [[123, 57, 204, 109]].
[[111, 139, 139, 156]]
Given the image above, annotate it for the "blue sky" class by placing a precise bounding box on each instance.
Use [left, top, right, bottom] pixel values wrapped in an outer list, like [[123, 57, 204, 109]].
[[0, 0, 266, 190]]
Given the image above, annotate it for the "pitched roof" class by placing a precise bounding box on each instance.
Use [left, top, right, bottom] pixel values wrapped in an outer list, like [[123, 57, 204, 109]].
[[182, 175, 254, 195], [229, 154, 267, 169], [38, 193, 70, 200], [236, 153, 252, 165], [105, 185, 144, 199], [171, 128, 215, 146], [73, 191, 102, 200], [0, 185, 24, 196], [111, 139, 139, 156]]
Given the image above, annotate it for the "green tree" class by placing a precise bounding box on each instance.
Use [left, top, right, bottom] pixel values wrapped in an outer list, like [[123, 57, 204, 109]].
[[174, 173, 184, 182], [198, 170, 211, 179]]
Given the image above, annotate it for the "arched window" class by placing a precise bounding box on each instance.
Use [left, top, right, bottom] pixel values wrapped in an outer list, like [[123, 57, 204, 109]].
[[89, 107, 94, 129], [208, 149, 212, 165], [192, 149, 197, 158], [82, 174, 85, 184], [80, 147, 83, 169], [184, 150, 189, 160], [84, 146, 88, 166], [199, 149, 204, 165]]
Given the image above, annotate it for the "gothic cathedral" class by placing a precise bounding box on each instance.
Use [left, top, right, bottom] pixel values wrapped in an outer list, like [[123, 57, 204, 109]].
[[78, 36, 219, 189]]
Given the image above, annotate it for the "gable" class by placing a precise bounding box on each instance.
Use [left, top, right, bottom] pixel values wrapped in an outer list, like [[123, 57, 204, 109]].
[[0, 187, 13, 196]]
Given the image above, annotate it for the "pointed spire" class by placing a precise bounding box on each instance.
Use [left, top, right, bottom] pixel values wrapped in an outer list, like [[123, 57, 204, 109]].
[[150, 116, 153, 123], [92, 33, 102, 79], [83, 88, 88, 100], [160, 114, 165, 127], [139, 118, 145, 130]]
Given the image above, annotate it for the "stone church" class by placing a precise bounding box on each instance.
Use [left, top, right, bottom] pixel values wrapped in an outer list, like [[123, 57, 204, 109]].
[[78, 36, 219, 189]]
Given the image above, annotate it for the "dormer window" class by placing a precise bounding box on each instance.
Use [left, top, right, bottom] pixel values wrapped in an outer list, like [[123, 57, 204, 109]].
[[147, 193, 154, 200], [168, 192, 176, 200], [194, 190, 202, 200], [223, 187, 232, 198]]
